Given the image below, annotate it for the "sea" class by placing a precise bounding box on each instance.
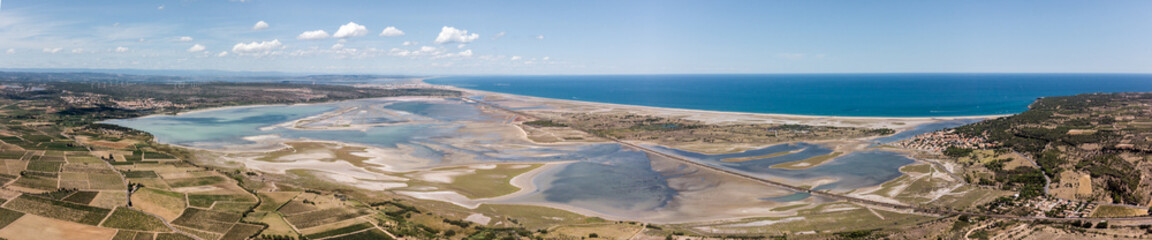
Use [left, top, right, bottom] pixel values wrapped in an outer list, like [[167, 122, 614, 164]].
[[426, 73, 1152, 117]]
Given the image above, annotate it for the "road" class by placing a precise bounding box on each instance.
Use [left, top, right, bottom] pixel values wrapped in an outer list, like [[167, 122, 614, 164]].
[[465, 97, 1152, 224]]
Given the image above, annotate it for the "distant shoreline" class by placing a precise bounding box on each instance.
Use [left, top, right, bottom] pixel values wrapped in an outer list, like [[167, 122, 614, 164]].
[[418, 79, 1014, 120], [431, 84, 1012, 121]]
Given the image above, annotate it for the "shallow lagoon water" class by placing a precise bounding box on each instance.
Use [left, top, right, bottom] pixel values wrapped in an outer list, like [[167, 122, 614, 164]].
[[517, 144, 677, 214], [104, 99, 485, 151], [107, 98, 681, 214], [106, 98, 926, 218], [653, 144, 914, 192], [871, 119, 983, 144]]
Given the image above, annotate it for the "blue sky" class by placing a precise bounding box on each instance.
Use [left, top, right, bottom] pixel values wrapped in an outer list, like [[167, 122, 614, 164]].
[[1, 0, 1151, 75]]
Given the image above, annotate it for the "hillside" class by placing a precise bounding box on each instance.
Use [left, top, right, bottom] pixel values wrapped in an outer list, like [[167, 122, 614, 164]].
[[955, 92, 1152, 205]]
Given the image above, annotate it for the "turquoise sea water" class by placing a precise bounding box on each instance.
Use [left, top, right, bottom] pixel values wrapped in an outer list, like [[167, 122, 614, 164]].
[[427, 74, 1152, 117]]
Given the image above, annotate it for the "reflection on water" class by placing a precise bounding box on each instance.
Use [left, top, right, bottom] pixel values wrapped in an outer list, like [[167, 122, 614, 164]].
[[653, 144, 914, 191], [104, 99, 485, 150], [762, 192, 811, 202], [529, 144, 677, 212]]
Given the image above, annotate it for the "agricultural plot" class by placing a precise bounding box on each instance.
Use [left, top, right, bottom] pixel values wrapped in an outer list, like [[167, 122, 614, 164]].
[[10, 174, 58, 191], [277, 200, 318, 215], [155, 232, 197, 240], [1091, 205, 1148, 218], [171, 208, 243, 234], [0, 214, 118, 240], [252, 212, 297, 236], [26, 161, 62, 172], [326, 229, 394, 240], [88, 173, 127, 190], [131, 187, 187, 221], [175, 226, 222, 240], [101, 207, 172, 232], [0, 150, 26, 160], [0, 174, 16, 185], [219, 223, 265, 240], [285, 207, 370, 229], [4, 195, 112, 225], [112, 230, 156, 240], [90, 191, 130, 209], [165, 176, 226, 188], [65, 155, 105, 164], [1, 159, 26, 175], [0, 208, 25, 229], [187, 194, 256, 208], [547, 223, 643, 240], [61, 191, 100, 204], [304, 222, 375, 239], [211, 202, 258, 213], [63, 163, 119, 174], [256, 191, 300, 212], [124, 170, 160, 179]]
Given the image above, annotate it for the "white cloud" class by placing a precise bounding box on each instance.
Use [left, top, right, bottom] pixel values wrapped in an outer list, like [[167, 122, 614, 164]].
[[115, 47, 128, 53], [402, 41, 416, 46], [177, 36, 193, 42], [333, 22, 368, 38], [297, 30, 330, 40], [420, 46, 438, 52], [436, 49, 473, 59], [456, 49, 473, 57], [457, 44, 466, 49], [510, 56, 521, 60], [157, 5, 165, 10], [5, 49, 13, 54], [536, 35, 545, 40], [543, 56, 550, 61], [252, 21, 269, 30], [331, 43, 344, 50], [492, 32, 506, 40], [43, 48, 63, 54], [379, 26, 404, 37], [231, 39, 283, 55], [70, 48, 84, 54], [217, 51, 229, 57], [388, 48, 411, 57], [434, 26, 479, 44], [188, 44, 206, 52]]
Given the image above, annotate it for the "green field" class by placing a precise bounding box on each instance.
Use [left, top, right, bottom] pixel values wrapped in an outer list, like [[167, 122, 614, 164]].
[[0, 208, 26, 229], [102, 207, 172, 232], [219, 223, 266, 240], [187, 194, 255, 208], [285, 208, 367, 229], [155, 232, 196, 240], [61, 191, 100, 204], [11, 175, 58, 190], [328, 229, 394, 240], [124, 170, 159, 179], [305, 222, 376, 239], [5, 195, 111, 225], [26, 161, 63, 172], [171, 208, 242, 233], [165, 176, 225, 188]]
